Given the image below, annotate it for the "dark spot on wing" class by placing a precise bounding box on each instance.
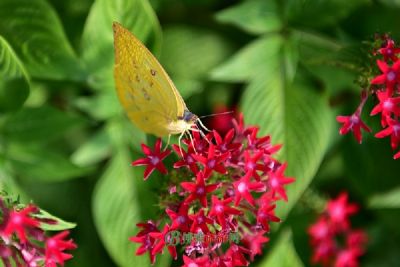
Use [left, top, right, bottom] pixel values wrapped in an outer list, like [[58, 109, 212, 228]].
[[150, 69, 157, 76], [142, 88, 151, 101]]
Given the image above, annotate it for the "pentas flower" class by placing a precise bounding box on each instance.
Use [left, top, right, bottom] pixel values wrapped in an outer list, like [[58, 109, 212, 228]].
[[337, 34, 400, 159], [0, 198, 76, 266], [308, 192, 367, 267], [379, 39, 400, 62], [132, 138, 171, 180], [336, 90, 371, 144], [130, 114, 295, 266]]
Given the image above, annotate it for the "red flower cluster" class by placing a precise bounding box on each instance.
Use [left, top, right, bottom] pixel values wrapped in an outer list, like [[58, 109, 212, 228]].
[[308, 193, 367, 267], [130, 114, 295, 266], [337, 36, 400, 159], [0, 198, 76, 267]]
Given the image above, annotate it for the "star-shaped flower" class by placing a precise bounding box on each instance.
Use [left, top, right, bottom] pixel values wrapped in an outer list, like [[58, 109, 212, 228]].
[[132, 139, 171, 180]]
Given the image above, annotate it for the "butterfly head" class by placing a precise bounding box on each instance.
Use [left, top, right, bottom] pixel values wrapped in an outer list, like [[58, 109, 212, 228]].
[[181, 110, 198, 124]]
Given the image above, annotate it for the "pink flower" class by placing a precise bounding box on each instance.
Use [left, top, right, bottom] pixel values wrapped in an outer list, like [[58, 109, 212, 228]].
[[371, 60, 400, 95], [2, 205, 39, 243], [370, 90, 400, 126], [375, 119, 400, 150], [45, 231, 77, 267], [181, 172, 219, 207], [192, 144, 229, 178], [308, 192, 367, 267], [233, 171, 265, 206], [132, 138, 171, 180], [265, 163, 295, 201], [326, 192, 358, 230], [130, 113, 295, 266], [379, 39, 400, 62], [209, 196, 241, 229]]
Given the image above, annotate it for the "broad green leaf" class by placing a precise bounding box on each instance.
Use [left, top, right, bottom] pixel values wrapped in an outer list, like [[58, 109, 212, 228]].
[[1, 105, 85, 143], [172, 78, 203, 99], [216, 0, 282, 35], [369, 187, 400, 209], [0, 0, 84, 80], [75, 91, 121, 120], [210, 35, 282, 82], [81, 0, 162, 90], [71, 128, 112, 167], [35, 209, 76, 231], [93, 119, 168, 267], [241, 36, 333, 219], [7, 143, 92, 182], [378, 0, 400, 6], [285, 0, 369, 28], [257, 229, 304, 267], [160, 25, 235, 81], [0, 36, 30, 112]]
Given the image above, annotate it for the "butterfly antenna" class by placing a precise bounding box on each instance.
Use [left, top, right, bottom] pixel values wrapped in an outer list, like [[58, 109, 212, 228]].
[[198, 111, 234, 119]]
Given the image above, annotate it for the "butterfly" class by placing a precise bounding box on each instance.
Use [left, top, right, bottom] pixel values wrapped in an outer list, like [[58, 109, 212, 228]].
[[113, 22, 208, 145]]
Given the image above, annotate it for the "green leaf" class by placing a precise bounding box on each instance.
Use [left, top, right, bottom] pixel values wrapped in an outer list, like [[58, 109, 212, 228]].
[[160, 25, 235, 82], [241, 36, 333, 219], [81, 0, 162, 90], [0, 0, 84, 80], [216, 0, 282, 35], [1, 105, 85, 143], [369, 187, 400, 209], [75, 91, 121, 120], [210, 35, 282, 83], [257, 229, 304, 267], [285, 0, 369, 28], [7, 143, 92, 182], [92, 122, 170, 267], [71, 128, 112, 167], [0, 36, 30, 112], [35, 209, 76, 231]]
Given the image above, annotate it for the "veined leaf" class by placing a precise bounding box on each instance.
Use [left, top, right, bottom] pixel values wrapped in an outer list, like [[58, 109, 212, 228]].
[[369, 187, 400, 209], [160, 25, 235, 80], [92, 119, 169, 267], [285, 0, 369, 28], [0, 36, 30, 111], [210, 35, 282, 83], [71, 128, 113, 167], [1, 105, 85, 143], [7, 143, 92, 182], [81, 0, 162, 90], [257, 229, 304, 267], [241, 35, 333, 219], [216, 0, 281, 35], [0, 0, 84, 80]]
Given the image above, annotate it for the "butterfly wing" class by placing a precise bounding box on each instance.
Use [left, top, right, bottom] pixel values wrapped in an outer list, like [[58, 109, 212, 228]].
[[113, 22, 186, 137]]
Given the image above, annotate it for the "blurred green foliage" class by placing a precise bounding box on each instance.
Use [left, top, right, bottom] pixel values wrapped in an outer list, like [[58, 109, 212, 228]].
[[1, 0, 400, 266]]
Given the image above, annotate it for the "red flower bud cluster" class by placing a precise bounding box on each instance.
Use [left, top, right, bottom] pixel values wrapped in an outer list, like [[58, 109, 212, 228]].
[[0, 197, 76, 267], [308, 193, 367, 267], [130, 114, 295, 266], [337, 36, 400, 159]]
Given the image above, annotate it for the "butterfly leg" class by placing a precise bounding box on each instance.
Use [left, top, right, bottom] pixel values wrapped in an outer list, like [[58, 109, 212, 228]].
[[197, 118, 212, 132], [178, 131, 186, 157], [186, 129, 198, 154], [163, 134, 171, 151], [192, 126, 211, 145]]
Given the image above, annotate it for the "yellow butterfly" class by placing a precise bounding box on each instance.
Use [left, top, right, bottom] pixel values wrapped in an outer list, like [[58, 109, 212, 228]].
[[113, 22, 206, 144]]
